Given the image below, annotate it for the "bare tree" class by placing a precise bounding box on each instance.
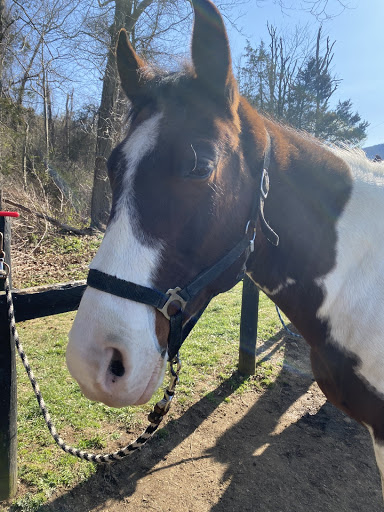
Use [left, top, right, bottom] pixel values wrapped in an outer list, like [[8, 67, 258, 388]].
[[272, 0, 350, 20], [238, 23, 306, 122], [89, 0, 251, 229], [313, 26, 338, 136], [0, 0, 16, 97], [9, 0, 86, 107], [0, 0, 7, 95], [90, 0, 159, 230], [64, 88, 73, 158], [238, 23, 367, 144]]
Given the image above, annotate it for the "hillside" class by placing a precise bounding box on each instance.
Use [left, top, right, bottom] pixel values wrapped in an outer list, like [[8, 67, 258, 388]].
[[364, 143, 384, 159]]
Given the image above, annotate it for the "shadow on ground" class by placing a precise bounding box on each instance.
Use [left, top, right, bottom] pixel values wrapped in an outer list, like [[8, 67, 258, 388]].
[[36, 330, 383, 512]]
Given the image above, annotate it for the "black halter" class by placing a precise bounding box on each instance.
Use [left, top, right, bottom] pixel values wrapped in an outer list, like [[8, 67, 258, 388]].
[[86, 135, 279, 361]]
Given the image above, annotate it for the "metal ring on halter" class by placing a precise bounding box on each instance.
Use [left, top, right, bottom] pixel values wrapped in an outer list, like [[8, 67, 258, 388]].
[[157, 287, 187, 320]]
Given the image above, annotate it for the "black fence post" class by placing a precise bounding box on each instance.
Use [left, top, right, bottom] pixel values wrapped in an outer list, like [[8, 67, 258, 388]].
[[0, 190, 17, 500], [238, 275, 259, 375]]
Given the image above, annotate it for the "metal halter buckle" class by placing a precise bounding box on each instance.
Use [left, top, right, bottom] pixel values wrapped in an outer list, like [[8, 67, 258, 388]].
[[260, 168, 270, 199], [158, 287, 187, 320], [245, 221, 256, 253]]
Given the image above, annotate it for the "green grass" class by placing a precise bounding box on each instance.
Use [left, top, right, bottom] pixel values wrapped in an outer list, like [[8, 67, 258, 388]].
[[50, 235, 101, 256], [6, 284, 289, 511]]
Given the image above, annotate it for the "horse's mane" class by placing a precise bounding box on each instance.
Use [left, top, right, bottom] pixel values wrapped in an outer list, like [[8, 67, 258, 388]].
[[263, 115, 383, 183]]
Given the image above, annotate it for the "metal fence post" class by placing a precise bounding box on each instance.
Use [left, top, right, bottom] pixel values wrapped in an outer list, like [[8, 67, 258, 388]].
[[0, 190, 17, 500], [238, 275, 259, 375]]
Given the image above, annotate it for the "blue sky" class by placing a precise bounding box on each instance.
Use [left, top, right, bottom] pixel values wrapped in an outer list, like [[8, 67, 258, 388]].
[[225, 0, 384, 147]]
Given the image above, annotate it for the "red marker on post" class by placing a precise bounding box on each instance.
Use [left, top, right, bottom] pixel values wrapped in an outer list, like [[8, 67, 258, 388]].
[[0, 212, 19, 218]]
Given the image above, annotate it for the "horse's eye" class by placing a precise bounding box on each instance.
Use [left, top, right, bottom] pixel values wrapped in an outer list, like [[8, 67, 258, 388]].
[[187, 144, 215, 180], [189, 163, 213, 180]]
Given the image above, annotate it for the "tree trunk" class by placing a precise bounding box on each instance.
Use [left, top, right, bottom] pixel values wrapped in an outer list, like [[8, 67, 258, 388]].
[[90, 47, 119, 229], [65, 90, 73, 158], [90, 1, 131, 230], [0, 0, 5, 97], [47, 82, 54, 149], [42, 65, 50, 167], [22, 120, 29, 189], [16, 36, 42, 106], [90, 0, 155, 230]]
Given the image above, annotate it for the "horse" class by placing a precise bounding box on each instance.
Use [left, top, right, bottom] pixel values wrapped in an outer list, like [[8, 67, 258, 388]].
[[67, 0, 384, 495]]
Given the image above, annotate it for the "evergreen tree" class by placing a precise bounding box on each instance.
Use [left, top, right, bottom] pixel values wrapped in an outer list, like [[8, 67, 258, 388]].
[[238, 41, 269, 112], [326, 100, 369, 145]]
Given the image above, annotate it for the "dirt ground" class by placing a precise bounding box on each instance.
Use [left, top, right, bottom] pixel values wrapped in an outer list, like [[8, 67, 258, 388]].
[[34, 331, 383, 512]]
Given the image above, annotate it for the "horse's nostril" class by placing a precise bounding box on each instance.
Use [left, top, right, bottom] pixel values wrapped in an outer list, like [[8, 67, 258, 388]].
[[109, 349, 125, 378]]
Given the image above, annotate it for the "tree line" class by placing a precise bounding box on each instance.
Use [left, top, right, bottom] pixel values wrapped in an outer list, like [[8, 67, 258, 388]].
[[237, 24, 368, 145], [0, 0, 368, 231]]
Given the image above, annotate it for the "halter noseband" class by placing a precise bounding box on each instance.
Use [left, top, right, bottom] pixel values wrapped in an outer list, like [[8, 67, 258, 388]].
[[86, 133, 279, 361]]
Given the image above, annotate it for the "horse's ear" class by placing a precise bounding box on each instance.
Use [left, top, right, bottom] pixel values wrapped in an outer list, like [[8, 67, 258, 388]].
[[116, 29, 146, 100], [191, 0, 234, 101]]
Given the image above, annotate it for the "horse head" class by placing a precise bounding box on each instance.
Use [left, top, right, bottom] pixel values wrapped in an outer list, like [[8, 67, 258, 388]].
[[66, 0, 268, 407]]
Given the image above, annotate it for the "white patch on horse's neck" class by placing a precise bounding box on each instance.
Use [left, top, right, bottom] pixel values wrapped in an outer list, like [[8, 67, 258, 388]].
[[316, 151, 384, 396], [252, 277, 296, 297], [91, 113, 163, 284]]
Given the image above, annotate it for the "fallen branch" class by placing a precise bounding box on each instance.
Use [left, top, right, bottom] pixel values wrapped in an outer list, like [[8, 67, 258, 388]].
[[3, 198, 95, 236]]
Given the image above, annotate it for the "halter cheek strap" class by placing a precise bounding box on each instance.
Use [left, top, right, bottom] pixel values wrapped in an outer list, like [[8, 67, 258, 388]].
[[252, 132, 279, 247], [86, 131, 279, 361]]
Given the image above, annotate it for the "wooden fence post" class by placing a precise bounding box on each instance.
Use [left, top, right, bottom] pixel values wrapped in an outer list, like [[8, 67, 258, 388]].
[[238, 275, 259, 375], [0, 190, 17, 500]]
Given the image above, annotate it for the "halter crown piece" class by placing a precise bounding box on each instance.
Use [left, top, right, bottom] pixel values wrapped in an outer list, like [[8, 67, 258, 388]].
[[87, 132, 279, 361]]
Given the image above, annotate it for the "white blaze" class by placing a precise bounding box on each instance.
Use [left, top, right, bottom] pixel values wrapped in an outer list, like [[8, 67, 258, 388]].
[[67, 113, 167, 407]]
